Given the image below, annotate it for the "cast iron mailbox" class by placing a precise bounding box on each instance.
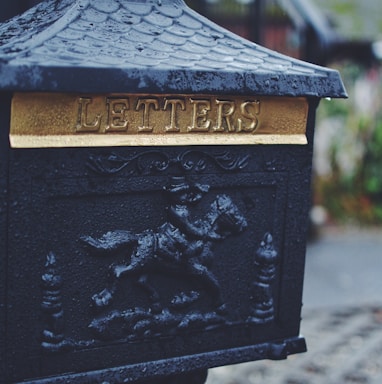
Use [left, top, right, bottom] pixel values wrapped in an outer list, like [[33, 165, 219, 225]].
[[0, 0, 346, 383]]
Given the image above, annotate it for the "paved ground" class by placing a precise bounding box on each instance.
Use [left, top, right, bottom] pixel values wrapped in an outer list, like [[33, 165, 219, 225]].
[[303, 226, 382, 310], [206, 226, 382, 384]]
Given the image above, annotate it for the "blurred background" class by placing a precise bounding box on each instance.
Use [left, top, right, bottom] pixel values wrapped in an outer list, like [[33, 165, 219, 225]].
[[183, 1, 382, 383], [185, 0, 382, 227], [2, 1, 382, 383]]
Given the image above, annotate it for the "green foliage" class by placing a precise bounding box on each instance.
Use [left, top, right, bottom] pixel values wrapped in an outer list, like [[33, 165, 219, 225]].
[[264, 2, 288, 20], [314, 0, 382, 40], [315, 62, 382, 225], [331, 3, 355, 14]]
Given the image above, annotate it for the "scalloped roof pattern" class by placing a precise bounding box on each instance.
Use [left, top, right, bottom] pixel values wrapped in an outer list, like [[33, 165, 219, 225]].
[[0, 0, 347, 97]]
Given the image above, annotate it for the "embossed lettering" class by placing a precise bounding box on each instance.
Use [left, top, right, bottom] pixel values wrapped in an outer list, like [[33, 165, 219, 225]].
[[73, 95, 264, 135], [213, 100, 235, 132], [136, 98, 159, 132], [163, 99, 185, 132], [188, 99, 211, 132], [106, 98, 129, 132], [76, 97, 102, 132], [237, 101, 260, 132], [12, 92, 309, 147]]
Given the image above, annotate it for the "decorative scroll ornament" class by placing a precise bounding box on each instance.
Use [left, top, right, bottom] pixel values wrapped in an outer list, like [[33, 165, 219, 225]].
[[87, 150, 249, 175], [248, 233, 279, 324]]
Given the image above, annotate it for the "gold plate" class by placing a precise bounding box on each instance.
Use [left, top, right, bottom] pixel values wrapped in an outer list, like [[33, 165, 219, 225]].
[[10, 93, 308, 147]]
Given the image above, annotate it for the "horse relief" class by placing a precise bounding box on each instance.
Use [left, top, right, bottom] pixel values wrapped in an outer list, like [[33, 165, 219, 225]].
[[81, 177, 248, 340]]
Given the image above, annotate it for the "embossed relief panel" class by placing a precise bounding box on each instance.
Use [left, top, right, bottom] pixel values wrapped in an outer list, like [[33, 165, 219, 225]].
[[5, 146, 303, 382]]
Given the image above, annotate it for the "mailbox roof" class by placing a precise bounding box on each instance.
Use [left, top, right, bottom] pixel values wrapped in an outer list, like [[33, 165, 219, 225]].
[[0, 0, 346, 97]]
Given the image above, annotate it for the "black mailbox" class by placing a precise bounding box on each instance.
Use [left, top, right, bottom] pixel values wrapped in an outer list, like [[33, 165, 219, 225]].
[[0, 1, 346, 383]]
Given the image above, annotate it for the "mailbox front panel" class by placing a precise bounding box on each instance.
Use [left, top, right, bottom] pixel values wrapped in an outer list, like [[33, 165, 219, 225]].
[[3, 133, 311, 382], [0, 0, 346, 380]]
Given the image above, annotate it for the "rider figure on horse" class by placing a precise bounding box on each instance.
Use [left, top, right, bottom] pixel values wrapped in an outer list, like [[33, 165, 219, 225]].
[[85, 176, 237, 309], [157, 176, 222, 264]]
